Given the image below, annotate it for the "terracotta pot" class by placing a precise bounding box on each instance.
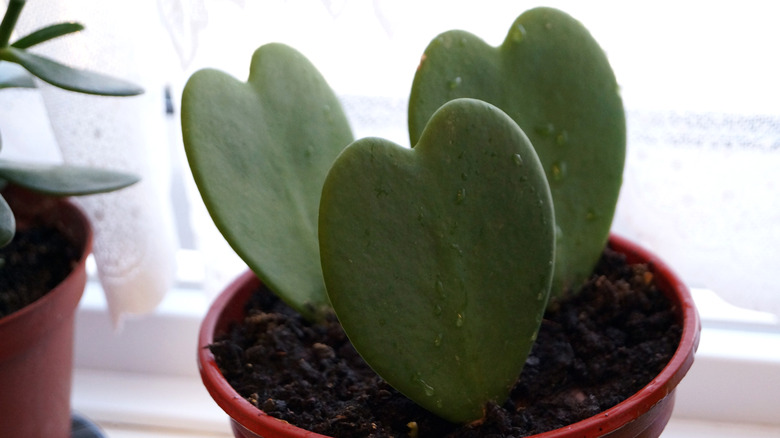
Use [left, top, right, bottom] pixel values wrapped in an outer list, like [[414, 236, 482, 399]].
[[198, 235, 701, 438], [0, 187, 93, 438]]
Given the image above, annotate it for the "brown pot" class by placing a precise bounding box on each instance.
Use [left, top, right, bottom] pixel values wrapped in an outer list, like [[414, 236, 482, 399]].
[[198, 234, 701, 438], [0, 187, 93, 438]]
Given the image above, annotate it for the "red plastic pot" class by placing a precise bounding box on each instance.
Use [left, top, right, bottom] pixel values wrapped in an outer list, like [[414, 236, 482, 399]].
[[0, 187, 93, 438], [198, 234, 701, 438]]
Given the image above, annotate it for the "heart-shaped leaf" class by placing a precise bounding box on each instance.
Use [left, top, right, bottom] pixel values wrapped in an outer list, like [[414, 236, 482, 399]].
[[319, 98, 555, 423], [409, 7, 625, 298], [182, 43, 353, 320]]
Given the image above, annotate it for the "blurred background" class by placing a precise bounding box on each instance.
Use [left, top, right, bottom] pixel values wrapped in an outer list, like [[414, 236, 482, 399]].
[[2, 0, 778, 318]]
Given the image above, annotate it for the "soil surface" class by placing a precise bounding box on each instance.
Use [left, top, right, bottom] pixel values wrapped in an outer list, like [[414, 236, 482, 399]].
[[0, 226, 80, 318], [210, 247, 682, 437]]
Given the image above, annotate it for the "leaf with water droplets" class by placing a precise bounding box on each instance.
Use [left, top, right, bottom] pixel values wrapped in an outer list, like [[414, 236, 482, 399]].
[[320, 99, 555, 423], [409, 7, 625, 298]]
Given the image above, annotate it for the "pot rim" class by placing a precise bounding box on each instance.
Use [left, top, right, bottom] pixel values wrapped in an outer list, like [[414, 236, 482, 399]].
[[529, 234, 701, 437], [198, 234, 701, 438]]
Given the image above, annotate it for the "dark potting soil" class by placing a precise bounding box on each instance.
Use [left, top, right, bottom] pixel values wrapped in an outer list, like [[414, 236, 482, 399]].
[[210, 247, 682, 437], [0, 226, 80, 318]]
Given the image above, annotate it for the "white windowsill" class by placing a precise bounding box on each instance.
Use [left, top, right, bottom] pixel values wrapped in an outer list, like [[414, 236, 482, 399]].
[[72, 363, 780, 438], [73, 279, 780, 436]]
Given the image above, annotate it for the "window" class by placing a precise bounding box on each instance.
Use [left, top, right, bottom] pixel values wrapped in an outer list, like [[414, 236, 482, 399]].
[[3, 0, 779, 435]]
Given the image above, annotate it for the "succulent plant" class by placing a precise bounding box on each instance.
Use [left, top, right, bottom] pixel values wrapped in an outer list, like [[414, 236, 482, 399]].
[[0, 0, 142, 246], [319, 98, 555, 422], [182, 6, 624, 425]]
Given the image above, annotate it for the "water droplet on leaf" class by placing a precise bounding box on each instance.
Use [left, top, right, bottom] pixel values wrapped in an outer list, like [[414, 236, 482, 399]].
[[450, 241, 463, 255], [535, 122, 555, 137], [556, 130, 569, 146], [448, 76, 462, 89], [414, 374, 436, 397], [555, 224, 564, 240], [550, 161, 567, 182], [513, 153, 524, 166], [436, 279, 445, 298], [456, 188, 466, 204], [510, 23, 527, 43]]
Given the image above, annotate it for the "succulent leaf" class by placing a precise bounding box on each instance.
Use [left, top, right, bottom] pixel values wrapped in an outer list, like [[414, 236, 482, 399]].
[[11, 22, 84, 49], [181, 43, 353, 321], [0, 193, 14, 246], [409, 7, 625, 298], [0, 160, 139, 195], [319, 98, 555, 423], [0, 47, 143, 96]]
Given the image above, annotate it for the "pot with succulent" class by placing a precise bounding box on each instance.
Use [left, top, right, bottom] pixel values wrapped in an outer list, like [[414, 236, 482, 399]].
[[184, 7, 700, 438], [0, 1, 142, 437]]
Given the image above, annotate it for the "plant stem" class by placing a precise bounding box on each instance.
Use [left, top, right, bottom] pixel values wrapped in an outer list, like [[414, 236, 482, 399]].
[[0, 0, 26, 48]]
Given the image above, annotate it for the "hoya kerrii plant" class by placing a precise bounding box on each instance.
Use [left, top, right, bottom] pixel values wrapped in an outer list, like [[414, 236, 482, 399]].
[[182, 6, 624, 426], [0, 0, 142, 247]]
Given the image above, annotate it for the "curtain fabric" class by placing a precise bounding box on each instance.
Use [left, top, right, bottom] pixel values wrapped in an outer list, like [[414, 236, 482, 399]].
[[5, 0, 778, 320]]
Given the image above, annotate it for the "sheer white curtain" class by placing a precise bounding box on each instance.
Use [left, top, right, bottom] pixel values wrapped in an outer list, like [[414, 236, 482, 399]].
[[7, 0, 178, 325], [8, 0, 777, 319], [166, 0, 780, 316], [599, 2, 780, 317]]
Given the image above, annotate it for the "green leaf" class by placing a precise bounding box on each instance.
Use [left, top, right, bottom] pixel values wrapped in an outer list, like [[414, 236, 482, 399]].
[[409, 7, 625, 298], [319, 98, 555, 423], [0, 160, 139, 195], [0, 193, 14, 247], [0, 61, 35, 88], [11, 22, 84, 49], [181, 43, 353, 321], [0, 47, 143, 96]]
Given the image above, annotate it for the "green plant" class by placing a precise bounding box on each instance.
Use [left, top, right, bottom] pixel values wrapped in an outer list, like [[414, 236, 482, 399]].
[[409, 7, 625, 299], [182, 6, 624, 426], [0, 0, 142, 246]]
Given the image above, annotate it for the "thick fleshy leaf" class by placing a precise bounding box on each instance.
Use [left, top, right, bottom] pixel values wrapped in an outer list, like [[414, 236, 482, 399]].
[[409, 7, 625, 298], [320, 99, 555, 423], [0, 193, 14, 246], [0, 47, 143, 96], [11, 22, 84, 49], [0, 160, 139, 195], [181, 43, 353, 321]]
